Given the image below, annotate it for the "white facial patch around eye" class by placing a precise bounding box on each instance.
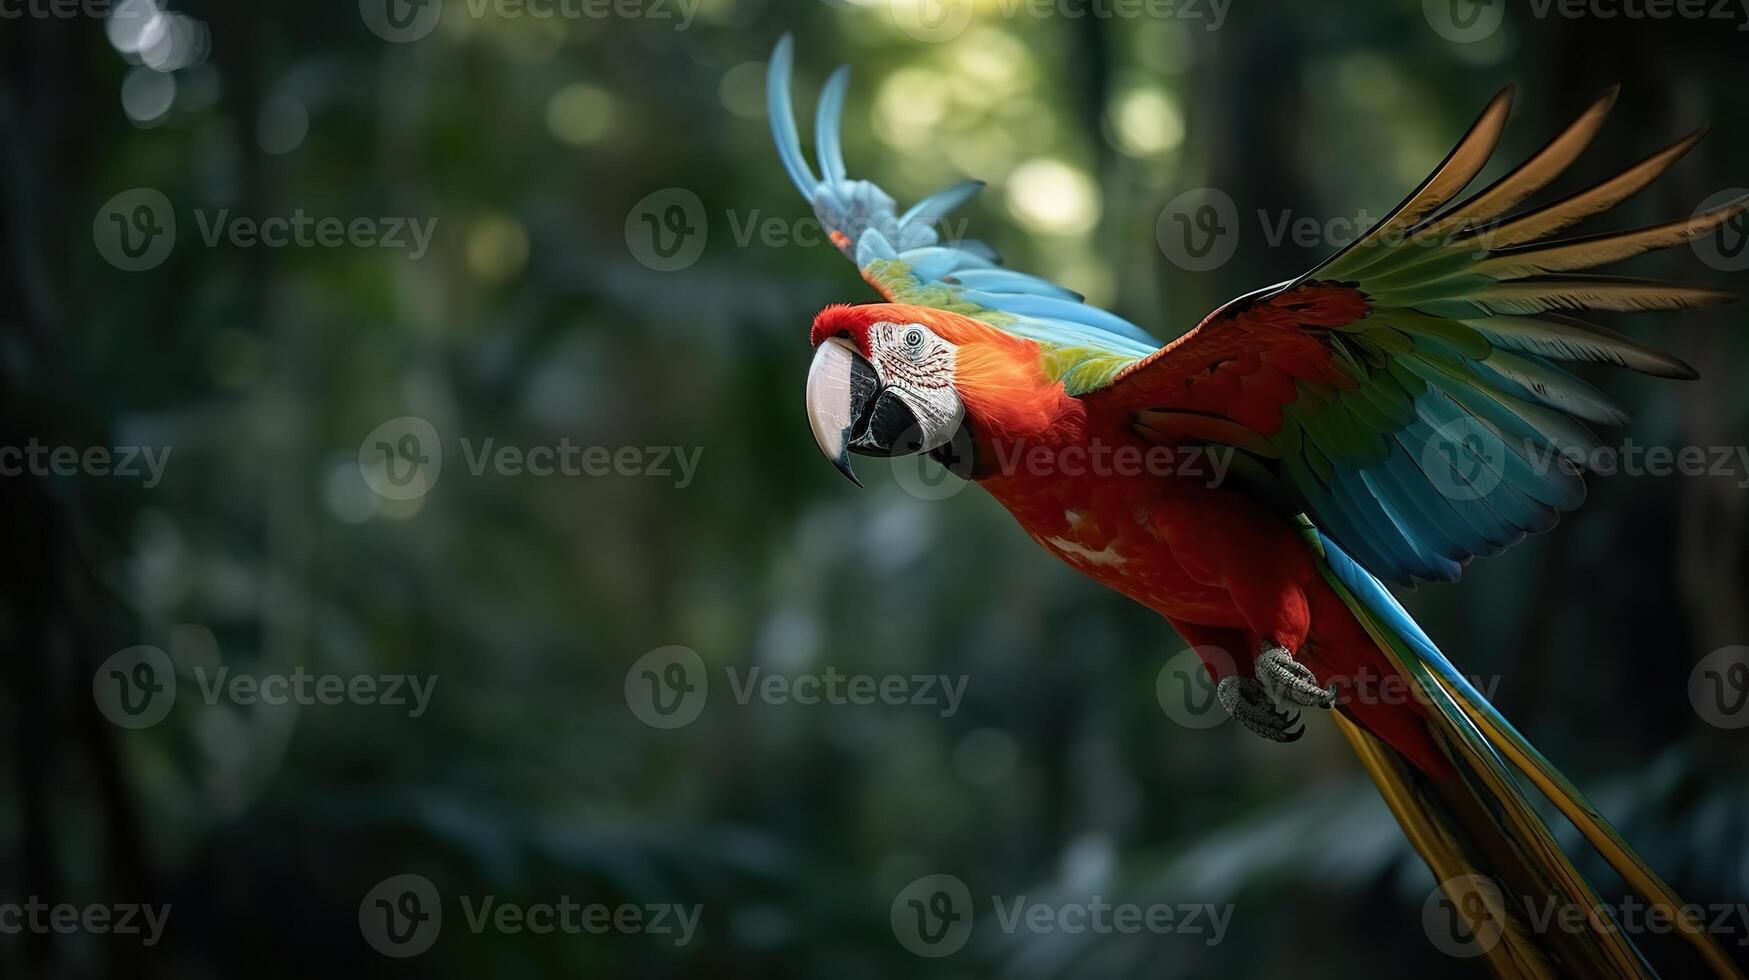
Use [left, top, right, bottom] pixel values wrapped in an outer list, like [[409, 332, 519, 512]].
[[868, 321, 956, 389], [864, 321, 964, 446]]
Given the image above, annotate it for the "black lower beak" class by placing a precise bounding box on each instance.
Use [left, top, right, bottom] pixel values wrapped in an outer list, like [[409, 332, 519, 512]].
[[849, 389, 923, 457]]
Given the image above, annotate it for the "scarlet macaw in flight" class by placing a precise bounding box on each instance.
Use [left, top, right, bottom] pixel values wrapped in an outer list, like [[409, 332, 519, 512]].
[[769, 34, 1743, 978]]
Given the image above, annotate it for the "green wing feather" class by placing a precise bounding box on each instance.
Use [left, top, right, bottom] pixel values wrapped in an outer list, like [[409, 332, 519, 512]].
[[1085, 85, 1735, 585]]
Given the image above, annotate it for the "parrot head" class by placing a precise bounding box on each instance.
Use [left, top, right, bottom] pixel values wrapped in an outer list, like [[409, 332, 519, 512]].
[[803, 302, 1069, 486]]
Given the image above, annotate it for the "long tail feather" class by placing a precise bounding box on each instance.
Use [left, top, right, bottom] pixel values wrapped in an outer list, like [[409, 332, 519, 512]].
[[766, 35, 818, 195], [1308, 525, 1746, 979]]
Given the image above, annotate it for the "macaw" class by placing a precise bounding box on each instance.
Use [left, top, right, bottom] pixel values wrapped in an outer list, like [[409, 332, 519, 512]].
[[767, 34, 1744, 978]]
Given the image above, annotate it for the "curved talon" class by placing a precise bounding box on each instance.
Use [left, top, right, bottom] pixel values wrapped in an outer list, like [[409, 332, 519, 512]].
[[1217, 675, 1303, 743], [1258, 644, 1337, 709]]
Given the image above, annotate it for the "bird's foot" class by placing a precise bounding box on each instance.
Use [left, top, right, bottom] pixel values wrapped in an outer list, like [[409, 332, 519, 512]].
[[1217, 676, 1303, 743], [1257, 643, 1336, 709]]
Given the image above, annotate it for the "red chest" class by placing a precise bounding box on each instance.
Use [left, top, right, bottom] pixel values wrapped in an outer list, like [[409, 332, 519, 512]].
[[974, 448, 1241, 626]]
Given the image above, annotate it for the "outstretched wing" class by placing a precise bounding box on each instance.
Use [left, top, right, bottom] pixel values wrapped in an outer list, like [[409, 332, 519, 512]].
[[767, 35, 1161, 390], [1083, 86, 1742, 586]]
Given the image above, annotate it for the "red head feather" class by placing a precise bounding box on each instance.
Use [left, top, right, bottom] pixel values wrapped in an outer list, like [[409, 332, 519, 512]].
[[809, 303, 1082, 443]]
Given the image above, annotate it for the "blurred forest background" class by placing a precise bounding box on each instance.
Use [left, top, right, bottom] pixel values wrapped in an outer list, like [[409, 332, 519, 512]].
[[3, 0, 1748, 977]]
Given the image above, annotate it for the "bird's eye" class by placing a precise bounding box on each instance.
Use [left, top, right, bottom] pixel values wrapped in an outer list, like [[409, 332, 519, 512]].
[[903, 327, 925, 350]]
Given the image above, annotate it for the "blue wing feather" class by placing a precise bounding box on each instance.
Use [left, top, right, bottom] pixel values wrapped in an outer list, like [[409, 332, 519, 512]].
[[944, 268, 1082, 301]]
